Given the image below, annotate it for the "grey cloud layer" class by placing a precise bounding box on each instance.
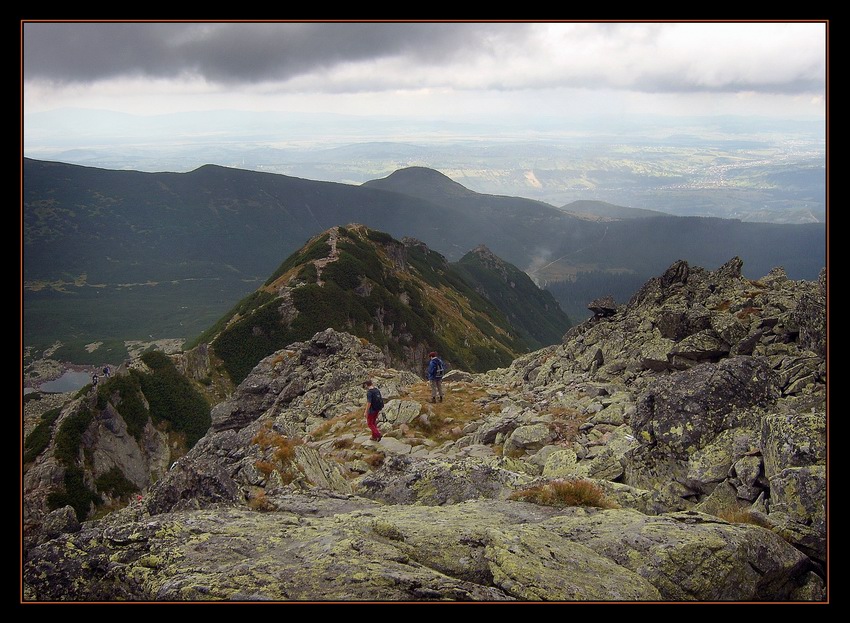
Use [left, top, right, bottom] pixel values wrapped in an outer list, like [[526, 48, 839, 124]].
[[23, 23, 529, 83], [22, 21, 825, 95]]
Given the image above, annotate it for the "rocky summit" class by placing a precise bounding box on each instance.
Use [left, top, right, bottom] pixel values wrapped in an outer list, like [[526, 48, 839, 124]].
[[22, 257, 827, 602]]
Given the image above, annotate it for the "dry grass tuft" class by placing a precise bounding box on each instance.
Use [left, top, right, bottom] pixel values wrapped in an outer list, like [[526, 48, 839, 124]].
[[252, 421, 303, 484], [310, 409, 361, 439], [546, 407, 587, 446], [363, 452, 385, 468], [714, 507, 771, 529], [509, 479, 619, 509], [736, 306, 761, 320], [252, 421, 302, 464], [247, 489, 274, 512], [254, 460, 276, 477]]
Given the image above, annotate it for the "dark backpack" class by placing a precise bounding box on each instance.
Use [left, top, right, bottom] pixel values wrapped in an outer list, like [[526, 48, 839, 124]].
[[434, 358, 445, 379], [369, 387, 384, 411]]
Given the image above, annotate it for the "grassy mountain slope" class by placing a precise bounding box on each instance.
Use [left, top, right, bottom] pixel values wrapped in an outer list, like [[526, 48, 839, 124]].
[[454, 245, 572, 349], [194, 225, 541, 384]]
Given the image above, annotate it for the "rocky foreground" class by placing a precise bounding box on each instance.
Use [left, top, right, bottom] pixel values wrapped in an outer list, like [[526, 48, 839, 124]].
[[23, 258, 827, 602]]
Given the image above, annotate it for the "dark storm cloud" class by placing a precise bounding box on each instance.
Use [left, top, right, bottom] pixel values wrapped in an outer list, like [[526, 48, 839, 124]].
[[22, 22, 533, 85]]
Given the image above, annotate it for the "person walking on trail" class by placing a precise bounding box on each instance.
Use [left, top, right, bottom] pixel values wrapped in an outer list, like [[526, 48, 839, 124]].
[[427, 351, 445, 403], [363, 379, 384, 441]]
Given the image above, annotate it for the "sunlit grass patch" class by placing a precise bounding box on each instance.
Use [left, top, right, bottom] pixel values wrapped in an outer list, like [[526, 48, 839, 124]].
[[400, 380, 503, 443]]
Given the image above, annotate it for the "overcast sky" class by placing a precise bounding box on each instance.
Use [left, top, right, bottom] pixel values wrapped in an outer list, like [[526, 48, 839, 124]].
[[22, 21, 827, 123]]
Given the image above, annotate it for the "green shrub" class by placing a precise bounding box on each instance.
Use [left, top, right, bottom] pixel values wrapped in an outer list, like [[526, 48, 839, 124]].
[[23, 407, 62, 463], [47, 464, 100, 521], [322, 251, 363, 290], [97, 374, 149, 441], [296, 262, 318, 284], [54, 406, 94, 465], [367, 229, 394, 244], [24, 392, 42, 403], [48, 405, 99, 520], [135, 352, 211, 447], [212, 299, 299, 384], [95, 466, 139, 499]]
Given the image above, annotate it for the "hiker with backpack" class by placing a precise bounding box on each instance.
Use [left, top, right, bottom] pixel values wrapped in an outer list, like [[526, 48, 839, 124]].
[[427, 351, 445, 403], [363, 379, 384, 441]]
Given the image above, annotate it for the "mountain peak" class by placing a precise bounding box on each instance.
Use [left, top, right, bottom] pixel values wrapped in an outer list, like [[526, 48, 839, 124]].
[[362, 166, 477, 200]]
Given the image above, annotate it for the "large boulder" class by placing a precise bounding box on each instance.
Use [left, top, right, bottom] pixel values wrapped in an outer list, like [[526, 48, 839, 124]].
[[24, 497, 819, 602], [632, 357, 779, 458], [545, 508, 815, 601]]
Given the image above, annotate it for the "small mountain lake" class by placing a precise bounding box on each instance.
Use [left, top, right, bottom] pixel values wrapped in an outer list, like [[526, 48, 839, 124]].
[[37, 370, 93, 393]]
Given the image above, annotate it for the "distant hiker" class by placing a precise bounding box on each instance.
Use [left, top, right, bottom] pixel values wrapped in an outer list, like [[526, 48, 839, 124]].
[[103, 366, 111, 378], [91, 373, 98, 386], [363, 379, 384, 441], [427, 351, 445, 403]]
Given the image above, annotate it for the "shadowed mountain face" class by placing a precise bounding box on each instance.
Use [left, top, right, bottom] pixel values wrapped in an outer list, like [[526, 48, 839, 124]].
[[559, 200, 669, 220], [23, 159, 825, 362]]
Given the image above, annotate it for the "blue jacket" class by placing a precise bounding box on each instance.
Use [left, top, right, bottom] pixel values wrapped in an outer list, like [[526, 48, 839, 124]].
[[427, 357, 444, 380]]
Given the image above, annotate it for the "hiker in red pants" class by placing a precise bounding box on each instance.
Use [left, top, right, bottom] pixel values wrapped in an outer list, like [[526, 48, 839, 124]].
[[363, 379, 384, 441]]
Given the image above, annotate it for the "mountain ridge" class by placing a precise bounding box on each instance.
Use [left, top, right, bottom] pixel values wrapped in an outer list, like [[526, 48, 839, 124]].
[[23, 157, 825, 365], [193, 223, 571, 385]]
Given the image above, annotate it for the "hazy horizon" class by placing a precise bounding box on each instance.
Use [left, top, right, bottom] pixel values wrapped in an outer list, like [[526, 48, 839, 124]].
[[22, 21, 828, 221]]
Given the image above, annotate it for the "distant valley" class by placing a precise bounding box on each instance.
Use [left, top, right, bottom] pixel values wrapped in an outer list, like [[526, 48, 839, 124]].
[[22, 158, 825, 366], [24, 109, 825, 224]]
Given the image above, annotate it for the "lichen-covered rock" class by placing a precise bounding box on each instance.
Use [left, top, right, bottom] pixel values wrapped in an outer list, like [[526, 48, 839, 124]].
[[793, 268, 826, 357], [357, 455, 530, 505], [38, 505, 81, 542], [504, 423, 552, 455], [211, 329, 393, 432], [545, 509, 814, 601], [542, 449, 581, 479], [382, 399, 423, 425], [760, 411, 826, 478], [632, 357, 779, 458], [686, 427, 758, 491], [485, 525, 660, 600], [24, 495, 819, 602], [766, 465, 826, 562]]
